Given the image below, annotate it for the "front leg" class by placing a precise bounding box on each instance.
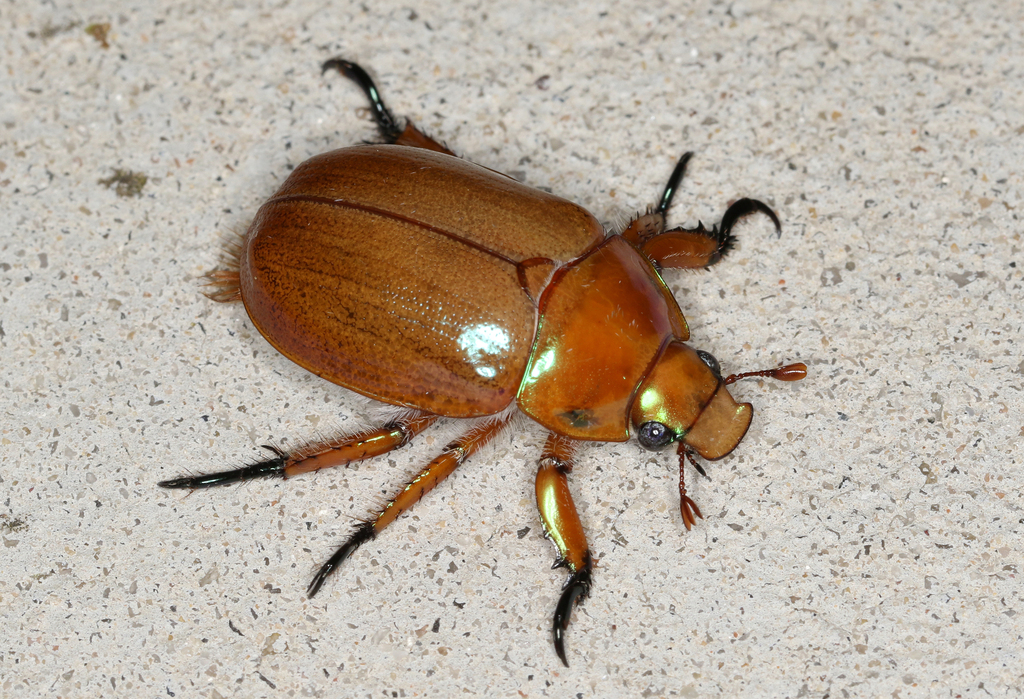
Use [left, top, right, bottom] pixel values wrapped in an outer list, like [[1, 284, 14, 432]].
[[621, 151, 781, 269], [534, 432, 592, 666]]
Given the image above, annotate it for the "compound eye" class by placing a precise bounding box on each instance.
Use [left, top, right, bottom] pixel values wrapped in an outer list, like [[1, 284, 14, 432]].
[[696, 350, 721, 376], [636, 421, 676, 451]]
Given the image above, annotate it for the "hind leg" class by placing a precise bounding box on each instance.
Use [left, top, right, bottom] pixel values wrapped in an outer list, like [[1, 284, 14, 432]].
[[322, 58, 456, 156], [158, 412, 439, 489], [306, 412, 515, 596]]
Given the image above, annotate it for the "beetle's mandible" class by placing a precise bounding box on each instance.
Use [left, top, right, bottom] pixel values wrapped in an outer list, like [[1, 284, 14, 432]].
[[161, 59, 807, 666]]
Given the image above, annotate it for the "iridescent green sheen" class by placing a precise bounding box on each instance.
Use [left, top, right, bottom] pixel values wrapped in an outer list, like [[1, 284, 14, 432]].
[[517, 237, 689, 442]]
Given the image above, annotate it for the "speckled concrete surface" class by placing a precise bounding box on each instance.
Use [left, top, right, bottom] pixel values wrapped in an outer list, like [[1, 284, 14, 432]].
[[2, 1, 1022, 697]]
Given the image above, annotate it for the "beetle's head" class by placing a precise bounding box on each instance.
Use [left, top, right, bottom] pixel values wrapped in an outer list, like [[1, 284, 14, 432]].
[[629, 341, 806, 459], [629, 341, 750, 459]]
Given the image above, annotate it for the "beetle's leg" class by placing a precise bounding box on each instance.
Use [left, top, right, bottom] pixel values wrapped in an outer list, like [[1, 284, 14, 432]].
[[306, 412, 515, 597], [321, 58, 401, 140], [535, 432, 592, 666], [389, 120, 458, 155], [322, 58, 456, 156], [621, 152, 694, 246], [640, 197, 780, 269], [621, 208, 666, 248], [623, 152, 781, 269], [158, 412, 439, 489], [677, 443, 708, 531], [285, 413, 441, 476]]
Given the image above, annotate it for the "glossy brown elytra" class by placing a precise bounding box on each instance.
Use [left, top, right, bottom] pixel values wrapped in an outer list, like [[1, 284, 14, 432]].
[[161, 59, 807, 666]]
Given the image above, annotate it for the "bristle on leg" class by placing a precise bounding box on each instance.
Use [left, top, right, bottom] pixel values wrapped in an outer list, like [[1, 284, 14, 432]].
[[201, 233, 244, 303]]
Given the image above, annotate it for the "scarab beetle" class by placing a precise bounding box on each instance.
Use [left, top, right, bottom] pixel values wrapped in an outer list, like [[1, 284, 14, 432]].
[[161, 59, 806, 666]]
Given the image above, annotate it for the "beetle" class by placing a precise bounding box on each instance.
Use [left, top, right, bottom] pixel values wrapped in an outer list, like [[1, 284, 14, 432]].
[[160, 59, 806, 666]]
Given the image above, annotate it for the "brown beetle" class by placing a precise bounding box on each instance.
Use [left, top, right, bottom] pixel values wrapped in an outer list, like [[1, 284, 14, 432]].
[[161, 59, 806, 666]]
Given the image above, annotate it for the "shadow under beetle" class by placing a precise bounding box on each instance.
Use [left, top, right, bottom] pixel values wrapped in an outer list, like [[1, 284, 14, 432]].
[[161, 59, 807, 666]]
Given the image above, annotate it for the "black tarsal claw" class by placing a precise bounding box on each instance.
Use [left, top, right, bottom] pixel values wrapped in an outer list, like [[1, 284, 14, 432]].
[[656, 151, 694, 216], [321, 57, 402, 142], [306, 522, 375, 598], [157, 451, 288, 489], [720, 197, 782, 239], [552, 556, 593, 667]]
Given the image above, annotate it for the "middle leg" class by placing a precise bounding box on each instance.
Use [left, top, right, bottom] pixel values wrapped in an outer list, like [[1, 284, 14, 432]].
[[306, 411, 516, 597]]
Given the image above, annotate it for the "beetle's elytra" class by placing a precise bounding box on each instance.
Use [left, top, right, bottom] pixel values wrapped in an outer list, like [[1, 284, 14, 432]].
[[162, 59, 806, 666]]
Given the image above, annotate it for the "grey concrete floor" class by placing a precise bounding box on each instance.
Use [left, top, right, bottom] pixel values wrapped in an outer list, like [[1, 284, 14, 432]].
[[2, 1, 1022, 696]]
